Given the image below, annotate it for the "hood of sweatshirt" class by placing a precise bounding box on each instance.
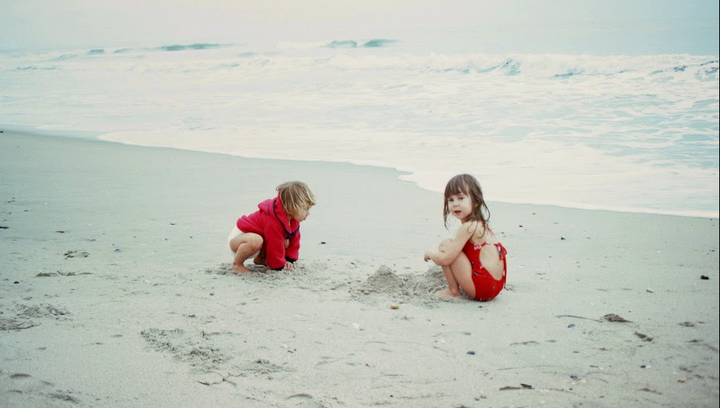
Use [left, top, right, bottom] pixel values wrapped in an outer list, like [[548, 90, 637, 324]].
[[258, 196, 299, 237]]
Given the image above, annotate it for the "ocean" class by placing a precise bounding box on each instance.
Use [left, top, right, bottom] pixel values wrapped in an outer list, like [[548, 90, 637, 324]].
[[1, 39, 718, 218]]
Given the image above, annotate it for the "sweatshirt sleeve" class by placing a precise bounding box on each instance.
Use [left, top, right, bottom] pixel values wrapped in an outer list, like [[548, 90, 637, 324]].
[[285, 230, 301, 262], [264, 223, 288, 270]]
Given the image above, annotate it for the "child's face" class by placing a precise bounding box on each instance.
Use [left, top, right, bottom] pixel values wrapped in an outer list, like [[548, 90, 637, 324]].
[[291, 204, 311, 222], [447, 192, 474, 221]]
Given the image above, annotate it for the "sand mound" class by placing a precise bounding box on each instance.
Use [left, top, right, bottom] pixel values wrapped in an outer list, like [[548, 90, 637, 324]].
[[351, 265, 446, 304]]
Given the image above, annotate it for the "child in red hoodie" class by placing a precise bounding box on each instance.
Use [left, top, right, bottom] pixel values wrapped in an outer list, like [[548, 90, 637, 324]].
[[228, 181, 316, 274]]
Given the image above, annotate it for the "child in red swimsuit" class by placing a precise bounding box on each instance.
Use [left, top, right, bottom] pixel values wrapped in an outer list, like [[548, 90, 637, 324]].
[[424, 174, 507, 301]]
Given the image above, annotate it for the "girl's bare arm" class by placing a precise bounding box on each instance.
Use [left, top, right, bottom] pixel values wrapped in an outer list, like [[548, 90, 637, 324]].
[[424, 221, 477, 265]]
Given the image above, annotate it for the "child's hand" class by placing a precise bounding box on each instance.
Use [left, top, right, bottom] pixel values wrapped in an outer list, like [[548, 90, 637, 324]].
[[284, 262, 295, 271], [424, 250, 433, 262]]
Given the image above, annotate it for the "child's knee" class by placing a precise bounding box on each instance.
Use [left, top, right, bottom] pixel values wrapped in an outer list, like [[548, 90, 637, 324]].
[[234, 233, 262, 252], [247, 234, 264, 250], [284, 239, 290, 249]]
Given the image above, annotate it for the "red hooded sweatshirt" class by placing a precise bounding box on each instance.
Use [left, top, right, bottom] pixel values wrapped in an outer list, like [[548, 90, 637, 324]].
[[236, 196, 300, 270]]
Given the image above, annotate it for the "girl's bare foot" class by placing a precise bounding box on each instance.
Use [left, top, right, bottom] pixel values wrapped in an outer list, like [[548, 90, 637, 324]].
[[435, 288, 460, 298], [232, 264, 251, 274], [252, 255, 266, 265]]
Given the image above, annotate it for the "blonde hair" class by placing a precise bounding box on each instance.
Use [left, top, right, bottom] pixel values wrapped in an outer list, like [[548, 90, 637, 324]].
[[277, 181, 316, 215]]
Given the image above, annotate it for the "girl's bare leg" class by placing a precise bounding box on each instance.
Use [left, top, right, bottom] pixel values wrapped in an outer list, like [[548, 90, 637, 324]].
[[229, 233, 263, 274], [450, 252, 476, 299], [437, 265, 462, 297], [252, 250, 266, 265], [435, 239, 462, 297], [437, 251, 476, 299]]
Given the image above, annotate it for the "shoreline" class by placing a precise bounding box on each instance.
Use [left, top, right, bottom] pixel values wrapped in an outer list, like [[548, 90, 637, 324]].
[[4, 124, 714, 219], [98, 131, 720, 220], [1, 129, 718, 407]]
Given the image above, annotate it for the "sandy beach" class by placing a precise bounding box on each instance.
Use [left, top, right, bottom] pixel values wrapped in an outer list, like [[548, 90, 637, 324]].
[[1, 130, 718, 407]]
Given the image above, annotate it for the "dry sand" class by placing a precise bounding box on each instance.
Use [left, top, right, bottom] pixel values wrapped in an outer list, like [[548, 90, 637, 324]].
[[1, 130, 718, 407]]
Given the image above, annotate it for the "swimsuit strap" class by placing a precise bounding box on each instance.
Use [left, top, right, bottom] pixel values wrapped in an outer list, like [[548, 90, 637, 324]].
[[494, 242, 507, 260], [478, 241, 507, 258], [495, 242, 508, 287]]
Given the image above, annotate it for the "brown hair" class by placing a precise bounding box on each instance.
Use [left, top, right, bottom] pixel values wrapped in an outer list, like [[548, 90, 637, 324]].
[[277, 181, 316, 216], [443, 174, 490, 233]]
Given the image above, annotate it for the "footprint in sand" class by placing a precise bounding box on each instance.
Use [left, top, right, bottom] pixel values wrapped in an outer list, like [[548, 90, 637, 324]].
[[0, 303, 70, 331], [0, 372, 81, 405], [233, 358, 295, 378], [36, 271, 93, 277], [63, 250, 89, 259], [286, 393, 327, 408], [140, 328, 229, 370]]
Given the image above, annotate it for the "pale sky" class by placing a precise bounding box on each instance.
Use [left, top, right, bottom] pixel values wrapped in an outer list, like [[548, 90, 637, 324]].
[[1, 0, 718, 54]]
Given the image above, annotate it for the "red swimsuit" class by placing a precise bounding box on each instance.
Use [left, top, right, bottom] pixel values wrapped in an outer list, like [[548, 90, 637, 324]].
[[463, 241, 507, 301]]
